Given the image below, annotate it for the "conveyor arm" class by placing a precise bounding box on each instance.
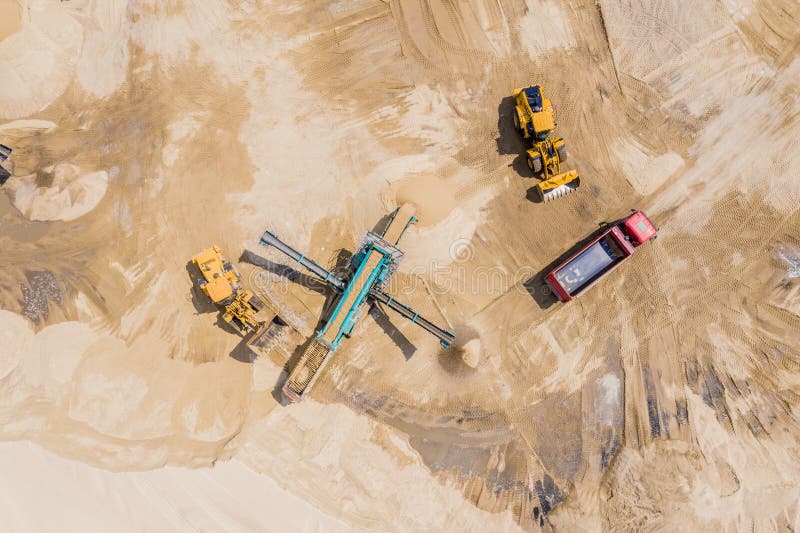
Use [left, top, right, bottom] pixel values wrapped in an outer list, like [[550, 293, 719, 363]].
[[370, 289, 455, 347], [259, 230, 347, 291]]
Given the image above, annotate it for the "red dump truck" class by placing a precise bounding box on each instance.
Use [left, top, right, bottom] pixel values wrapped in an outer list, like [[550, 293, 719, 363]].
[[545, 211, 657, 302]]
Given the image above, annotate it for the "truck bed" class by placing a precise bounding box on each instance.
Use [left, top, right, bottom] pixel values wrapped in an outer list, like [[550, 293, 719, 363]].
[[554, 234, 625, 295], [546, 226, 634, 301]]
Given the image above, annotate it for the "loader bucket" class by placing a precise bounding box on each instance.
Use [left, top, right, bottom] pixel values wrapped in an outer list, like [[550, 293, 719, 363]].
[[246, 316, 288, 358], [536, 170, 580, 203]]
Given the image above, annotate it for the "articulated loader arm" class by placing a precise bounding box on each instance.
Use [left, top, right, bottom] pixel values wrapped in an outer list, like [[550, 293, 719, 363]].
[[526, 138, 580, 203], [259, 230, 347, 291], [370, 289, 455, 348]]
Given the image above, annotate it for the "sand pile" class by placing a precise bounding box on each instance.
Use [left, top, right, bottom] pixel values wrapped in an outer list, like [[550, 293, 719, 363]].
[[8, 163, 109, 221], [460, 338, 482, 368], [0, 440, 350, 532], [0, 1, 82, 119], [389, 173, 457, 227]]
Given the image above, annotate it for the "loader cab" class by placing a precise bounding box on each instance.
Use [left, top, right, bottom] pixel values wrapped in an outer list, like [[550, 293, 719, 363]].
[[523, 85, 543, 111]]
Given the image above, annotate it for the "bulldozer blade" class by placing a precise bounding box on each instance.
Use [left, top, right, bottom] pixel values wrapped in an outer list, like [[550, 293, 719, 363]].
[[537, 170, 580, 203]]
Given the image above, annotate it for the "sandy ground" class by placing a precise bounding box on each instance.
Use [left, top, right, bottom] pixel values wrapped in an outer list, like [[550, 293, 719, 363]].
[[1, 0, 799, 531], [0, 1, 22, 42], [0, 440, 350, 532]]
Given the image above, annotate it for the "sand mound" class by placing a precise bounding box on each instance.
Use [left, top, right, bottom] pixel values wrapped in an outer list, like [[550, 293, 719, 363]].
[[0, 1, 82, 119], [0, 441, 350, 532], [389, 173, 457, 227], [460, 338, 482, 368], [10, 163, 109, 221], [398, 187, 491, 271], [0, 119, 57, 133]]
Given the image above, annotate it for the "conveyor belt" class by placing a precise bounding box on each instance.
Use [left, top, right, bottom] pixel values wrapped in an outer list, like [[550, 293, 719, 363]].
[[382, 203, 416, 245], [259, 230, 346, 291], [320, 251, 384, 345], [260, 203, 459, 401], [282, 338, 332, 401], [370, 289, 454, 347]]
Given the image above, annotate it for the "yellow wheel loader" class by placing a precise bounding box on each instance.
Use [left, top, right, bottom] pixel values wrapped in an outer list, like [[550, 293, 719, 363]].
[[511, 84, 580, 202], [191, 246, 264, 334], [526, 137, 580, 203]]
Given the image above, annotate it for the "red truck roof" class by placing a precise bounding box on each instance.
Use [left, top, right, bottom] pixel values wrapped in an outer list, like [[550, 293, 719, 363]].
[[622, 211, 657, 246]]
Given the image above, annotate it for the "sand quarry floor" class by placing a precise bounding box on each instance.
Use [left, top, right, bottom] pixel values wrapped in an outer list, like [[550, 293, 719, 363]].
[[1, 0, 800, 531]]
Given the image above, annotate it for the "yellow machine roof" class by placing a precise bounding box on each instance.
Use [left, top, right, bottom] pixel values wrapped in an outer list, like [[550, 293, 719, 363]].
[[192, 246, 236, 304], [193, 247, 220, 265], [531, 104, 555, 133], [204, 276, 234, 302]]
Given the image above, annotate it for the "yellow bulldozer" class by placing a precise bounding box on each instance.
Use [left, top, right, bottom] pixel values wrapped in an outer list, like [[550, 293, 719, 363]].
[[511, 84, 580, 202], [192, 245, 264, 334]]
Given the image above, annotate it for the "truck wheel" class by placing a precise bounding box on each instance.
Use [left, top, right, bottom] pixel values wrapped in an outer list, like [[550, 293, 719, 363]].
[[557, 145, 568, 162], [528, 154, 543, 174], [513, 110, 521, 133]]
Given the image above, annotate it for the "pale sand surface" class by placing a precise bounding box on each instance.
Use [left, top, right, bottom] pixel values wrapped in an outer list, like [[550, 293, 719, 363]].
[[1, 0, 799, 531], [0, 440, 349, 533]]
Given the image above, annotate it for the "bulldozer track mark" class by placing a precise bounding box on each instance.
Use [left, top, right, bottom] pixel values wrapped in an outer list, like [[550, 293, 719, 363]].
[[594, 1, 624, 95], [389, 0, 505, 75], [420, 0, 497, 61]]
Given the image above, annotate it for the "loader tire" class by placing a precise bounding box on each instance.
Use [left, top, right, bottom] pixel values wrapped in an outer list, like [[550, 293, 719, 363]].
[[528, 154, 543, 174], [231, 317, 247, 333], [249, 295, 264, 312], [557, 145, 568, 163]]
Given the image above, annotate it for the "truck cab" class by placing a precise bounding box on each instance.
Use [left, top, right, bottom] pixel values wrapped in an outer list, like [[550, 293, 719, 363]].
[[621, 210, 658, 246]]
